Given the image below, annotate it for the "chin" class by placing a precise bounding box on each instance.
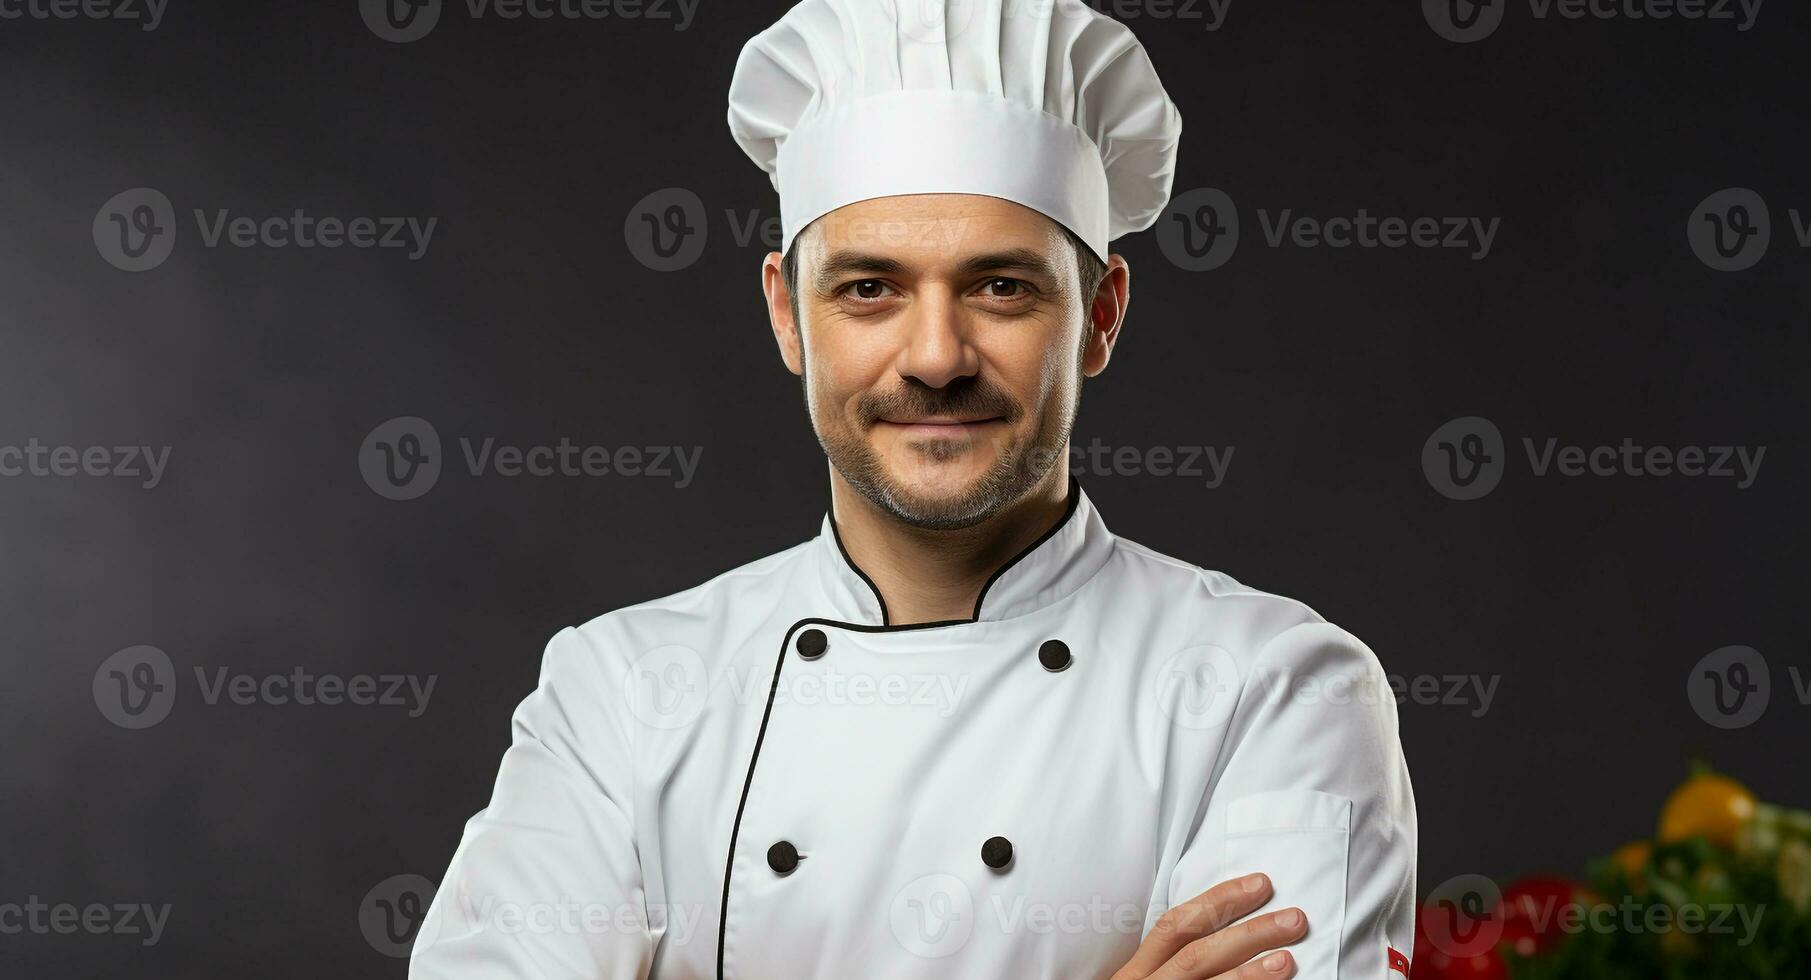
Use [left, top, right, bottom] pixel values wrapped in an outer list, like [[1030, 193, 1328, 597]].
[[822, 424, 1046, 531], [879, 438, 1004, 484], [888, 476, 984, 510], [867, 457, 1016, 530]]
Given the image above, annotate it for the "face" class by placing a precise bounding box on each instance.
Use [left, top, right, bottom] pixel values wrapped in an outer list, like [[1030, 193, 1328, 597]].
[[762, 194, 1127, 530]]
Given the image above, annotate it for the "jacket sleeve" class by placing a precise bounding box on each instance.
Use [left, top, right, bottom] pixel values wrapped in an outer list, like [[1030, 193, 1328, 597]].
[[410, 625, 655, 979], [1167, 620, 1418, 979]]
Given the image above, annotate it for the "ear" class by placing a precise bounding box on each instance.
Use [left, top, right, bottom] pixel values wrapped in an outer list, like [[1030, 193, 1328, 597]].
[[1081, 254, 1130, 377], [762, 250, 805, 376]]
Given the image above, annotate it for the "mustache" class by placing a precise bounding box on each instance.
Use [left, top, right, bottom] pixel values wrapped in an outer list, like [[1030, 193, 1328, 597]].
[[857, 379, 1022, 427]]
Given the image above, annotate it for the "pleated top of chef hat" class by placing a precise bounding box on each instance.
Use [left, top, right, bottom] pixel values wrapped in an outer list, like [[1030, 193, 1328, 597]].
[[726, 0, 1182, 263]]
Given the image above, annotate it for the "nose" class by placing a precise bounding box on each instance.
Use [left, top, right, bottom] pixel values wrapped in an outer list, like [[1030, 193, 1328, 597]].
[[892, 291, 979, 390]]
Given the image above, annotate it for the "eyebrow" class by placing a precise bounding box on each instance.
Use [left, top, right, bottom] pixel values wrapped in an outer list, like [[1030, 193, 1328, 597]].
[[813, 247, 1064, 293]]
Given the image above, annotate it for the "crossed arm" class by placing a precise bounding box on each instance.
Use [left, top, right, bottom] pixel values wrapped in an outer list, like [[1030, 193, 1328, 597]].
[[1116, 621, 1420, 980]]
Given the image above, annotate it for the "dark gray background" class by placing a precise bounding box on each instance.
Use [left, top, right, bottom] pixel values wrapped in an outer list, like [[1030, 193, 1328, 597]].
[[3, 0, 1808, 975]]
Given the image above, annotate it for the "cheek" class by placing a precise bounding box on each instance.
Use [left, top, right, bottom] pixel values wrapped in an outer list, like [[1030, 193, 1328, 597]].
[[804, 327, 894, 418], [997, 332, 1078, 414]]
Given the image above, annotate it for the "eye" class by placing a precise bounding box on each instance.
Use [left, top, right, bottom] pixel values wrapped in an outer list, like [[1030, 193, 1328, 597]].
[[979, 278, 1030, 299], [838, 279, 894, 302]]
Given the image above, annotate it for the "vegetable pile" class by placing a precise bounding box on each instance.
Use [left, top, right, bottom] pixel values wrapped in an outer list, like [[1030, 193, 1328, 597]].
[[1411, 766, 1811, 979]]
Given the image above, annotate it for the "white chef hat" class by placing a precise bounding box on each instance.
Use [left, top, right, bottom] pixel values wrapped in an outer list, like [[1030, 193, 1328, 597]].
[[726, 0, 1182, 264]]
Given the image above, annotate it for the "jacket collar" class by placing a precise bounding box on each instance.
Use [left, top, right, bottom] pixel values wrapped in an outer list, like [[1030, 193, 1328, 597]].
[[810, 475, 1114, 627]]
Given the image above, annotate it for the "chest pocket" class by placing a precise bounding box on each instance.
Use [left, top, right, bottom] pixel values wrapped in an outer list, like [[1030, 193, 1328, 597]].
[[1222, 789, 1353, 979]]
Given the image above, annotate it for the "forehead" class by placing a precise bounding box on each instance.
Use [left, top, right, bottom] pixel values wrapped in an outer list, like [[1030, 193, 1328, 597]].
[[799, 193, 1072, 270]]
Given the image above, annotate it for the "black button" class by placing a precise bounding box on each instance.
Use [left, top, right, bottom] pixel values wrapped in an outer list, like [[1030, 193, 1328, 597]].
[[981, 836, 1014, 870], [796, 629, 828, 660], [767, 840, 801, 875], [1038, 639, 1071, 672]]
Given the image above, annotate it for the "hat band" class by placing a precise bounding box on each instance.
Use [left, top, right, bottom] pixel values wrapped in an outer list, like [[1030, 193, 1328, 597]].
[[776, 88, 1110, 263]]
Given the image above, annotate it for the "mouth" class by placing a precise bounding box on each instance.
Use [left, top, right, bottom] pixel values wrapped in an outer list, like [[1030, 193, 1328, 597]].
[[874, 415, 1005, 439]]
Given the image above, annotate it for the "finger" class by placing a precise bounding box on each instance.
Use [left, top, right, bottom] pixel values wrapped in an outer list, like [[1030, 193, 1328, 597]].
[[1225, 950, 1295, 980], [1146, 907, 1307, 980], [1116, 874, 1275, 978]]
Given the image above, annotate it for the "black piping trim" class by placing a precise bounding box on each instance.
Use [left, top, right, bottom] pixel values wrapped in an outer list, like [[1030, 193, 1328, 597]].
[[827, 517, 892, 625], [824, 473, 1084, 627], [716, 477, 1086, 979], [714, 617, 972, 979], [968, 473, 1082, 621]]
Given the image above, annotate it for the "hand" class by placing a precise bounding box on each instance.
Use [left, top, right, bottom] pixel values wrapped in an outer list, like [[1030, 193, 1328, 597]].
[[1110, 873, 1307, 980]]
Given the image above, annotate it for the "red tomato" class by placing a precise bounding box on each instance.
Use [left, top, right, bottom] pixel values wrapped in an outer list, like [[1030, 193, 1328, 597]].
[[1495, 874, 1580, 958]]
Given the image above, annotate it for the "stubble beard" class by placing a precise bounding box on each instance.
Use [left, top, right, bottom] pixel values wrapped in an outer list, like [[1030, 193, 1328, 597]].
[[813, 377, 1079, 532]]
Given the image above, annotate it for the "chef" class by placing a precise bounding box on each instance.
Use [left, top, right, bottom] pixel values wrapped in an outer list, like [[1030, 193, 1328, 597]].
[[411, 1, 1418, 978]]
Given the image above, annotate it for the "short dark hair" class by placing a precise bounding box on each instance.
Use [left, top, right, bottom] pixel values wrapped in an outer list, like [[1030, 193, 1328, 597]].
[[780, 223, 1108, 335]]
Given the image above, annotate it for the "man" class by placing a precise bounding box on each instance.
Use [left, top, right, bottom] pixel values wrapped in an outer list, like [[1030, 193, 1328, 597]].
[[412, 2, 1417, 978]]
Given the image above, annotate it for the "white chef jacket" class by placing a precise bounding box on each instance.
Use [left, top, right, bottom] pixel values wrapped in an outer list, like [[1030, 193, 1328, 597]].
[[411, 479, 1418, 980]]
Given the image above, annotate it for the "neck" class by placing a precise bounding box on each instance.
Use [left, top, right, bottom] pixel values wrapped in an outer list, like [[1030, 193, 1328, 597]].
[[828, 464, 1072, 625]]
